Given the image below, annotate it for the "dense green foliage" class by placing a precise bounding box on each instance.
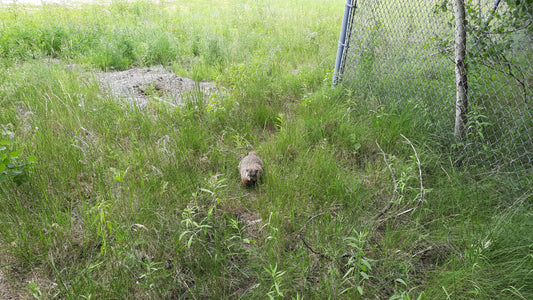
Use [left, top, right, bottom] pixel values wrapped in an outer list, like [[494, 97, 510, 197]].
[[0, 0, 530, 299]]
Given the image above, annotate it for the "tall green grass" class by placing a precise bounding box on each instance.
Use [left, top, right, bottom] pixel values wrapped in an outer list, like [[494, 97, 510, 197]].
[[0, 0, 530, 299]]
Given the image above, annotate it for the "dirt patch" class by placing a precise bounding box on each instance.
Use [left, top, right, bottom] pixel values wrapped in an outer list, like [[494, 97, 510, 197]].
[[97, 66, 216, 107], [0, 261, 25, 300]]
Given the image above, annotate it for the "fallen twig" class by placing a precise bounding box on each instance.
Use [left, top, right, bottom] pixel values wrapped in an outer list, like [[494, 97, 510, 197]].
[[226, 193, 251, 201], [401, 134, 424, 209], [375, 140, 398, 219], [447, 228, 465, 263], [377, 135, 425, 223], [411, 246, 433, 258], [298, 211, 335, 260]]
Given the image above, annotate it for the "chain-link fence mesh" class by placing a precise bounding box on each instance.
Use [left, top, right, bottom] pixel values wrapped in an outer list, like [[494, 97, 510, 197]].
[[336, 0, 532, 193]]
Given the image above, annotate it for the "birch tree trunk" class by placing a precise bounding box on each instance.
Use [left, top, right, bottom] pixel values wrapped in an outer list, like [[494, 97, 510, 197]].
[[454, 0, 468, 140]]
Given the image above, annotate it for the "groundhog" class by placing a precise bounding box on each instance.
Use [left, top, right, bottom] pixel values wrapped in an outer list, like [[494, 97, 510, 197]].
[[238, 151, 263, 187]]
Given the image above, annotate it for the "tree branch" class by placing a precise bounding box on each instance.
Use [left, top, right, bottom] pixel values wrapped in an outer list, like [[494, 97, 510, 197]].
[[298, 212, 334, 260], [374, 140, 398, 219]]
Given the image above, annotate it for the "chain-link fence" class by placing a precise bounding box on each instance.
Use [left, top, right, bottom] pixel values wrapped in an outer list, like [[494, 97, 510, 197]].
[[335, 0, 532, 193]]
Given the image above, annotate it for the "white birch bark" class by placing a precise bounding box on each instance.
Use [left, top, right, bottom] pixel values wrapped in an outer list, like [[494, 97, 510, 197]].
[[454, 0, 468, 140]]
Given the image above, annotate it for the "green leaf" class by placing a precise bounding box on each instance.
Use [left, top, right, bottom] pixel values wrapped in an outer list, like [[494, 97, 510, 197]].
[[110, 168, 125, 182], [357, 286, 364, 295], [179, 231, 190, 241], [9, 149, 21, 158], [360, 271, 369, 280], [13, 173, 28, 186], [395, 278, 407, 287], [199, 188, 214, 195], [362, 259, 372, 270]]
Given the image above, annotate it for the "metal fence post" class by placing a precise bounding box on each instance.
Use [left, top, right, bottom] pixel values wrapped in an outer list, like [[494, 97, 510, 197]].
[[332, 0, 355, 86]]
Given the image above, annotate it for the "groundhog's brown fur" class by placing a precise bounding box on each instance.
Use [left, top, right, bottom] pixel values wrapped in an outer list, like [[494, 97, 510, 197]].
[[238, 151, 263, 187]]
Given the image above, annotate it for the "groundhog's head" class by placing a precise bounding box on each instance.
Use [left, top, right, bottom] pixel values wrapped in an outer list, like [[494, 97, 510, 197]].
[[242, 168, 260, 186]]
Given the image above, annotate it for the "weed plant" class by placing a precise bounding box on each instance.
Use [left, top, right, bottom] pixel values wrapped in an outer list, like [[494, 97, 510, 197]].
[[0, 0, 530, 299]]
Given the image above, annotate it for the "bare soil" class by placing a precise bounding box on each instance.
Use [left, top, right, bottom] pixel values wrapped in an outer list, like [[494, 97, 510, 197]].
[[97, 66, 216, 108], [0, 262, 23, 300]]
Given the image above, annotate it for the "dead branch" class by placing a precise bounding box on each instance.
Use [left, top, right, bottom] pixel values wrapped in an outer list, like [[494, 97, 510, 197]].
[[226, 193, 251, 201], [298, 211, 335, 260], [401, 134, 424, 209], [473, 21, 533, 34], [411, 246, 433, 258], [374, 140, 398, 219], [447, 228, 465, 263], [220, 148, 246, 158], [377, 135, 425, 223]]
